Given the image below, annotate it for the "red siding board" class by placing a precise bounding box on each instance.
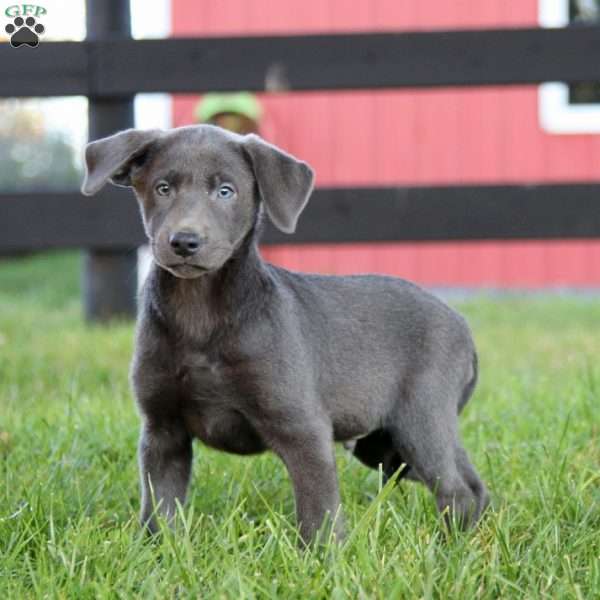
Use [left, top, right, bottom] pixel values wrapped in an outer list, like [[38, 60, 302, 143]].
[[171, 0, 600, 287]]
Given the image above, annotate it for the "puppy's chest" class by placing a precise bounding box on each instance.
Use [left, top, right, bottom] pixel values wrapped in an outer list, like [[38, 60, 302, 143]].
[[174, 350, 238, 402], [172, 349, 265, 453]]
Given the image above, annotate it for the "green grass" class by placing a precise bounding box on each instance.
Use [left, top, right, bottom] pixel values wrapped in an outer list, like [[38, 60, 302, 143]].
[[1, 252, 599, 599]]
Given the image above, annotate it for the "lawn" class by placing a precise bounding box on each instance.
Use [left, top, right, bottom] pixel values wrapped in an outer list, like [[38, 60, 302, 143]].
[[1, 252, 598, 599]]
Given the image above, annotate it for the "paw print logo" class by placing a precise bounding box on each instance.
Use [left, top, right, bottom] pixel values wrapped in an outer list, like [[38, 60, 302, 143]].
[[5, 16, 45, 48]]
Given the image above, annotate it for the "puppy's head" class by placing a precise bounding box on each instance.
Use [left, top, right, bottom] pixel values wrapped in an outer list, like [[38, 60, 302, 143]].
[[81, 125, 314, 279]]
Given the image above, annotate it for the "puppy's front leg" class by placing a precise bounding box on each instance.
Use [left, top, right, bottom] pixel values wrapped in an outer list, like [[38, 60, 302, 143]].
[[273, 427, 343, 544], [138, 418, 192, 533]]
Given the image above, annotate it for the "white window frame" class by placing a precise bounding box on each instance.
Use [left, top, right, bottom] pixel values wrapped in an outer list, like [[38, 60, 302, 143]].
[[538, 0, 600, 133]]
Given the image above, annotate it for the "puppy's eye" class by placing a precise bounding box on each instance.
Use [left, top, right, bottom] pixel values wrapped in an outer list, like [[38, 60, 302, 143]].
[[217, 184, 235, 200], [155, 182, 171, 196]]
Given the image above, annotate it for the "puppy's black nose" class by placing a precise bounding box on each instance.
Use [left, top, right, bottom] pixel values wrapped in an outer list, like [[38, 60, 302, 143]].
[[169, 231, 202, 257]]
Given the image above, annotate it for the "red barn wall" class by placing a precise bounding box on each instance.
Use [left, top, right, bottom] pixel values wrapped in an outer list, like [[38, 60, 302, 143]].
[[171, 0, 600, 288]]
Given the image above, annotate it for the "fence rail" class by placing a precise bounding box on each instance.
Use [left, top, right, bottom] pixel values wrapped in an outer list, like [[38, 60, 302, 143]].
[[2, 183, 600, 253], [2, 27, 600, 97]]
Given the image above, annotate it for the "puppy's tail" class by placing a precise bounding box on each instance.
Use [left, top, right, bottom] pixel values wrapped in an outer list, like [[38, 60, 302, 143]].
[[458, 351, 478, 414]]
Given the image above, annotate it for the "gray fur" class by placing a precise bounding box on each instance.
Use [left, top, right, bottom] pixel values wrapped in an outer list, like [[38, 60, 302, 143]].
[[82, 125, 489, 544]]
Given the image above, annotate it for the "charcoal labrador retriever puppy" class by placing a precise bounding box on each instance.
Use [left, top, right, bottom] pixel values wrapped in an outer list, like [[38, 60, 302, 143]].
[[81, 125, 489, 543]]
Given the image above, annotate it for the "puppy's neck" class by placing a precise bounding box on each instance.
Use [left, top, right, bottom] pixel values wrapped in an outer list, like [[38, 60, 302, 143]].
[[149, 227, 273, 342]]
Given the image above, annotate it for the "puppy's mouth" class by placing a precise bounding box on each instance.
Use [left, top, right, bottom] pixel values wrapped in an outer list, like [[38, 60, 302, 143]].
[[165, 263, 212, 278]]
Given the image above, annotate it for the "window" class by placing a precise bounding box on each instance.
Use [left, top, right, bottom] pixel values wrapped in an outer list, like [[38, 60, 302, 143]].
[[539, 0, 600, 133]]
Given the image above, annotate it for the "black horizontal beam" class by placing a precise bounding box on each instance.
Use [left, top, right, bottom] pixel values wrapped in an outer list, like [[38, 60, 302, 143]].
[[1, 183, 600, 253], [269, 184, 600, 244], [0, 41, 88, 97], [2, 26, 600, 98], [0, 188, 146, 251]]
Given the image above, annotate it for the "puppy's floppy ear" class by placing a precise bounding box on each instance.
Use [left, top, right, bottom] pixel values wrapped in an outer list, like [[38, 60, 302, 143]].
[[243, 134, 314, 234], [81, 128, 162, 196]]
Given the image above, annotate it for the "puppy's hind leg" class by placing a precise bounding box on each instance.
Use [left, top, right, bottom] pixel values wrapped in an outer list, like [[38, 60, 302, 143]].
[[388, 381, 486, 530]]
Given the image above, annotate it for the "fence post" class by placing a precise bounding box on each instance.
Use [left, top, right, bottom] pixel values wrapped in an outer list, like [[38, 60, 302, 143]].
[[83, 0, 137, 322]]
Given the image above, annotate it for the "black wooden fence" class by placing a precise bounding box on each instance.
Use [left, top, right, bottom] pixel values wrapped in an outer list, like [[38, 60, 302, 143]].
[[1, 0, 600, 320]]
